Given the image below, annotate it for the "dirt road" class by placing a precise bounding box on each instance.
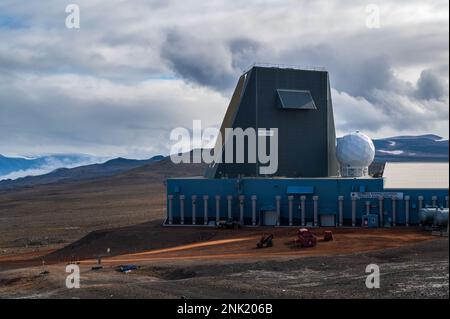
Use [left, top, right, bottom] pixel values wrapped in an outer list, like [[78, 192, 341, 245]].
[[0, 238, 447, 299]]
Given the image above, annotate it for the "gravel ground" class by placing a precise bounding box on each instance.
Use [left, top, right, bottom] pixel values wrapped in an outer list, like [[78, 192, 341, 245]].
[[0, 238, 447, 299]]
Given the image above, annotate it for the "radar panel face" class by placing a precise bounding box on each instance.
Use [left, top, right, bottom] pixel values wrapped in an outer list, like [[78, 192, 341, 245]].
[[277, 89, 317, 110]]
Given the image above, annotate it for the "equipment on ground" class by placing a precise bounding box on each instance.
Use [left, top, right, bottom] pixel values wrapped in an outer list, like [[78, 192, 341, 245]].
[[256, 234, 274, 248], [323, 231, 334, 241], [117, 265, 138, 273], [362, 214, 379, 228], [295, 228, 317, 248]]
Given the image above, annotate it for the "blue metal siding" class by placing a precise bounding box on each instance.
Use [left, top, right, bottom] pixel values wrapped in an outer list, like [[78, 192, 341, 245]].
[[286, 186, 314, 194], [167, 177, 448, 226]]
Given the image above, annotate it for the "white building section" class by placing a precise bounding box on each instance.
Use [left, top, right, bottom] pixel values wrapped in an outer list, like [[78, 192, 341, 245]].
[[383, 162, 449, 189]]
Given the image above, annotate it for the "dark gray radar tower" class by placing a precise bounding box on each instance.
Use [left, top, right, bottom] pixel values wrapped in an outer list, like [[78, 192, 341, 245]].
[[204, 65, 339, 178]]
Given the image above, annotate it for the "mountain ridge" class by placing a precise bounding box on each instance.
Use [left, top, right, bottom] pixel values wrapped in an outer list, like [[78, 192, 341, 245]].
[[0, 155, 165, 189], [0, 153, 100, 177], [0, 135, 448, 190]]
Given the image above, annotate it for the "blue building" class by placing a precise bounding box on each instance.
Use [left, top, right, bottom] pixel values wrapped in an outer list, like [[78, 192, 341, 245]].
[[166, 166, 448, 227], [165, 65, 449, 228]]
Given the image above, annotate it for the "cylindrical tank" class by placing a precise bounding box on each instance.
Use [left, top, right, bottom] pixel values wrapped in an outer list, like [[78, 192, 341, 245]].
[[419, 208, 436, 225], [337, 131, 375, 177], [434, 208, 449, 227], [419, 207, 449, 226]]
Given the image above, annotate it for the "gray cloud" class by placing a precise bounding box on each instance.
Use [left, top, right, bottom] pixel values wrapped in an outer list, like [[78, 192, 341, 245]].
[[161, 29, 237, 91], [161, 31, 262, 91], [0, 0, 448, 158], [0, 73, 227, 157], [415, 69, 448, 100]]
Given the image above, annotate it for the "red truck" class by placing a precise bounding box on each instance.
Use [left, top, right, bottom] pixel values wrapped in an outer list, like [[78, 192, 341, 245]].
[[295, 228, 317, 248]]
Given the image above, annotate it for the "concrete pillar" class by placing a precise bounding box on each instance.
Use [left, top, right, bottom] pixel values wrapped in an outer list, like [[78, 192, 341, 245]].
[[418, 196, 424, 210], [338, 196, 344, 227], [203, 195, 209, 225], [275, 196, 281, 226], [191, 195, 197, 225], [378, 196, 384, 227], [392, 196, 397, 227], [300, 196, 306, 226], [313, 196, 319, 227], [432, 195, 438, 207], [404, 195, 410, 227], [251, 195, 257, 226], [179, 195, 185, 225], [446, 196, 449, 209], [215, 195, 221, 223], [351, 196, 357, 227], [365, 201, 371, 215], [227, 195, 233, 220], [288, 196, 294, 226], [168, 195, 174, 225], [239, 195, 245, 225]]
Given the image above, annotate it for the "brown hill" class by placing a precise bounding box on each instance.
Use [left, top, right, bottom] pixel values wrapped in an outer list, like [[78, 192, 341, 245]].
[[0, 157, 206, 255]]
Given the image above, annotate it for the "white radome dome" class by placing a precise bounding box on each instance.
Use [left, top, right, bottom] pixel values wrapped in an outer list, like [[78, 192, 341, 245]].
[[336, 131, 375, 177]]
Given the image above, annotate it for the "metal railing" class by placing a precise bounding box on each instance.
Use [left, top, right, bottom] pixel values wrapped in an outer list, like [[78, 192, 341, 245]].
[[242, 62, 327, 74]]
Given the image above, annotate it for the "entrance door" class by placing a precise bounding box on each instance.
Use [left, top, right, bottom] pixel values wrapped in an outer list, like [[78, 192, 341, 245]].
[[263, 210, 277, 226], [320, 215, 335, 227]]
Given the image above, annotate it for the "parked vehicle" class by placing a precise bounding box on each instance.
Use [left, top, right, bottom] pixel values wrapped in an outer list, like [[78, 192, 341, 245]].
[[256, 234, 274, 248], [323, 230, 334, 242], [295, 228, 317, 248]]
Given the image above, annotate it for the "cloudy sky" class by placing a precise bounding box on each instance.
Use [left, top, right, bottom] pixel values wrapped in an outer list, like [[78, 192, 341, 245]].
[[0, 0, 448, 159]]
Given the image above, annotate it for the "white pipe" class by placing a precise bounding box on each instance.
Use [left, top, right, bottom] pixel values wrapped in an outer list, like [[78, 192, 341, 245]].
[[313, 195, 319, 227], [378, 196, 384, 227], [251, 195, 257, 226], [203, 195, 209, 225], [168, 195, 173, 225], [288, 196, 294, 226], [227, 195, 233, 220], [338, 196, 344, 227], [432, 196, 438, 207], [191, 195, 197, 225], [365, 201, 371, 215], [351, 196, 357, 227], [392, 196, 397, 227], [180, 195, 185, 225], [418, 196, 424, 210], [300, 196, 306, 226], [404, 195, 410, 227], [215, 195, 221, 223], [239, 195, 245, 225], [276, 195, 281, 226]]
